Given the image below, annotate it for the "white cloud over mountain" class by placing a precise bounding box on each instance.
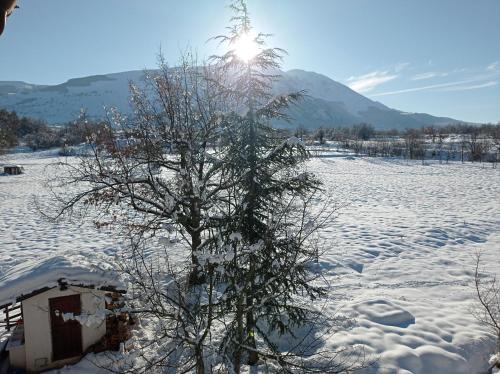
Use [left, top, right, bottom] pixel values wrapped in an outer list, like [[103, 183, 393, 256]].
[[346, 71, 398, 93]]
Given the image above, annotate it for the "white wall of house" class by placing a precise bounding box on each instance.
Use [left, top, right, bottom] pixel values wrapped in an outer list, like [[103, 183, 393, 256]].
[[21, 286, 107, 372], [6, 324, 26, 369]]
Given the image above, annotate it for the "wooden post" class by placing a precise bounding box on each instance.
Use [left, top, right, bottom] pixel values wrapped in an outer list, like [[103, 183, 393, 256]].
[[5, 307, 9, 331]]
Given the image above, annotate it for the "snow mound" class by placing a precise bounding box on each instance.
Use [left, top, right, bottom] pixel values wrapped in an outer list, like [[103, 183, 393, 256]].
[[416, 345, 470, 374], [353, 299, 415, 328], [0, 255, 124, 307]]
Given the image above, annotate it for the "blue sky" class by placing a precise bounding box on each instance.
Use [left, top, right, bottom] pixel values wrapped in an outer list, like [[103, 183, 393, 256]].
[[0, 0, 499, 123]]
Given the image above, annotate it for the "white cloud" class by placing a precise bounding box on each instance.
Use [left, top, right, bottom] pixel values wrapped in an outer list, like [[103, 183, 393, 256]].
[[439, 80, 498, 92], [364, 62, 500, 97], [411, 72, 439, 81], [371, 77, 498, 97], [394, 62, 411, 73], [487, 61, 499, 71], [411, 71, 452, 81], [346, 71, 398, 93]]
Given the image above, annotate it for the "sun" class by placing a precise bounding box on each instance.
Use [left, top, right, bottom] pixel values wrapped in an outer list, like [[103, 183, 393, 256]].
[[233, 32, 260, 63]]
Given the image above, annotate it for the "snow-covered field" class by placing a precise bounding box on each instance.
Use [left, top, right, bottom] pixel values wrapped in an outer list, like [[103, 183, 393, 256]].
[[1, 152, 499, 373], [0, 151, 122, 280], [308, 157, 500, 374]]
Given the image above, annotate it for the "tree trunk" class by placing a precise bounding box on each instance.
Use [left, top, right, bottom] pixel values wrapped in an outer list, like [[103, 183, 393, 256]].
[[246, 295, 258, 365], [188, 198, 205, 286], [234, 294, 244, 374], [188, 234, 207, 285], [196, 346, 205, 374], [242, 64, 259, 365]]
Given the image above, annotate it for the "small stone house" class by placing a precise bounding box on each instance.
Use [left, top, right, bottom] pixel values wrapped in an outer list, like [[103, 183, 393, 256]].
[[3, 165, 23, 175], [0, 257, 129, 373]]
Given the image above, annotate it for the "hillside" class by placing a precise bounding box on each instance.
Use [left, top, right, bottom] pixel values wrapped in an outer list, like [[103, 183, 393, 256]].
[[0, 69, 460, 130]]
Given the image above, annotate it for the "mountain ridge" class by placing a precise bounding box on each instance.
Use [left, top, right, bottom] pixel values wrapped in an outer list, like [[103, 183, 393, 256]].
[[0, 69, 462, 130]]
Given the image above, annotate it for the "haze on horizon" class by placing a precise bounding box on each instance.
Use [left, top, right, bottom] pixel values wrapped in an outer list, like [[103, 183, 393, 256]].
[[0, 0, 498, 123]]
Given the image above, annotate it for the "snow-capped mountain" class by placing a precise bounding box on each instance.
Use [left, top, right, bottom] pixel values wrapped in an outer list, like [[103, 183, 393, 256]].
[[0, 69, 460, 129]]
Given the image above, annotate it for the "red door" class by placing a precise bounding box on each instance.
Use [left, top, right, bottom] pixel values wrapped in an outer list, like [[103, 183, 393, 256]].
[[49, 294, 83, 361]]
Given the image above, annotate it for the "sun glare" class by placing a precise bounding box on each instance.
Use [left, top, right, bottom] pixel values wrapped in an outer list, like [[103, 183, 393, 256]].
[[233, 32, 260, 63]]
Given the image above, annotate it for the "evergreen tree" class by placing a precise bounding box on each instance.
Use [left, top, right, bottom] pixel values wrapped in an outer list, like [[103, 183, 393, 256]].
[[211, 1, 335, 371]]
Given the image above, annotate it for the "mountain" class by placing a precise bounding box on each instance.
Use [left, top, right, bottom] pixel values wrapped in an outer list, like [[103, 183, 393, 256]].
[[0, 69, 460, 130]]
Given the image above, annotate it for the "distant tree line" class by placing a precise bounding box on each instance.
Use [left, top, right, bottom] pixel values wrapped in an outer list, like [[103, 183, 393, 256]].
[[293, 122, 500, 165], [0, 108, 107, 153], [294, 122, 500, 143], [2, 105, 499, 165]]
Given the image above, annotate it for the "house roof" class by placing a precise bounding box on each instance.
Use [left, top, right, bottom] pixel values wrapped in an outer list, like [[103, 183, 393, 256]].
[[0, 256, 125, 309]]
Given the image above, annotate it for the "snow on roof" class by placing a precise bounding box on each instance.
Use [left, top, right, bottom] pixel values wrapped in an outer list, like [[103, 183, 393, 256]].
[[0, 256, 125, 307]]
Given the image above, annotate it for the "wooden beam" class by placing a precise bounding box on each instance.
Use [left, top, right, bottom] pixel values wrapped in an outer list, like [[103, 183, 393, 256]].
[[0, 302, 12, 310], [16, 286, 52, 303], [7, 304, 20, 312], [5, 304, 21, 312], [2, 312, 21, 322], [5, 307, 9, 331]]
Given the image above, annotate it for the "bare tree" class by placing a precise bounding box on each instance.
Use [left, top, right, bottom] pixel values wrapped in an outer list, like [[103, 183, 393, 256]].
[[473, 252, 500, 373], [492, 126, 500, 169], [0, 109, 20, 154], [404, 129, 424, 162], [46, 53, 236, 373], [314, 127, 326, 145], [466, 130, 486, 162]]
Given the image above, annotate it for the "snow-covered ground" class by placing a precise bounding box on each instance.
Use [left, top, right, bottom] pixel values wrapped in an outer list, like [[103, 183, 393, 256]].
[[307, 156, 500, 374], [1, 152, 499, 373], [0, 151, 122, 280]]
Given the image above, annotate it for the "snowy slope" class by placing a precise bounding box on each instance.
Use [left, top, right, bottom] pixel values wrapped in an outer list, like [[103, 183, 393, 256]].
[[0, 71, 144, 125], [0, 70, 460, 130], [275, 69, 389, 114], [0, 152, 498, 373]]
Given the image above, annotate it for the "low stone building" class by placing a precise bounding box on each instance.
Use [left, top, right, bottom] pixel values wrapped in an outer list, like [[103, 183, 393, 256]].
[[3, 165, 23, 175], [0, 257, 128, 373]]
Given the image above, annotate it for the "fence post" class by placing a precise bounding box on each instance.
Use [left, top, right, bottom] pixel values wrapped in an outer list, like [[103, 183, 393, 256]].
[[5, 307, 9, 331]]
